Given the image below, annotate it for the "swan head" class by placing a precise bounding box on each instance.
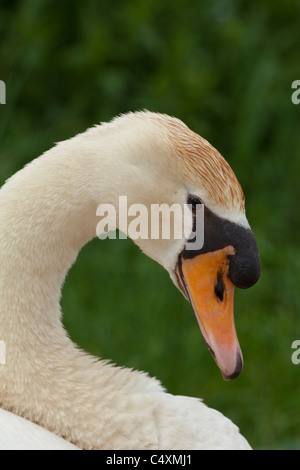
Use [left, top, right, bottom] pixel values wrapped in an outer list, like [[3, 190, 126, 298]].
[[98, 111, 260, 380]]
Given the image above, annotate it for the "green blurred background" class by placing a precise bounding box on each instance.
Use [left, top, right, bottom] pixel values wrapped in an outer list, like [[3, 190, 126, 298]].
[[1, 0, 300, 450]]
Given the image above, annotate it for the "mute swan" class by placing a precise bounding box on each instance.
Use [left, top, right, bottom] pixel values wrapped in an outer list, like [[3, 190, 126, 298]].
[[0, 111, 260, 450]]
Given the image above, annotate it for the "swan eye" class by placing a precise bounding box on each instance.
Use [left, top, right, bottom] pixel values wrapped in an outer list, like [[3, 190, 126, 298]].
[[187, 195, 203, 213]]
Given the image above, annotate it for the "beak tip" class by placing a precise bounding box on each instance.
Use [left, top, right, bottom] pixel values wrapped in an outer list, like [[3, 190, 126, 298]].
[[221, 350, 244, 381]]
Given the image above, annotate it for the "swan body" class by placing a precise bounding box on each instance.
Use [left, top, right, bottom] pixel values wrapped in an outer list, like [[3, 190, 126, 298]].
[[0, 111, 260, 449], [0, 408, 78, 450]]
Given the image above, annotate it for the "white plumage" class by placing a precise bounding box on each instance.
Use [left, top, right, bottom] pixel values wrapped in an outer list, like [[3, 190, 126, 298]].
[[0, 112, 254, 450], [0, 409, 78, 450]]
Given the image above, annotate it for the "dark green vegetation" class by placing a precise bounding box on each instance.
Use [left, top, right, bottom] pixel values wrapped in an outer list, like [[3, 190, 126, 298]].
[[1, 0, 299, 449]]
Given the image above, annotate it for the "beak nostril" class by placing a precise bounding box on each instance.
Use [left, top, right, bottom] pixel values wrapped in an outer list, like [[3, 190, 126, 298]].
[[214, 272, 224, 302]]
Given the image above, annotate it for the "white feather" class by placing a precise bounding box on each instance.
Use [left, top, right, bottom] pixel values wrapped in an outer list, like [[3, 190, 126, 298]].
[[0, 112, 251, 450]]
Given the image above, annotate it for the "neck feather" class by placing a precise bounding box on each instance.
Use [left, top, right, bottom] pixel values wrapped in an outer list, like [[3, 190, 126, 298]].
[[0, 125, 164, 449]]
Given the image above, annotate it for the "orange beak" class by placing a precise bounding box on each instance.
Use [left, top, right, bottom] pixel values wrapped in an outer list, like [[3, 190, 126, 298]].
[[177, 246, 243, 380]]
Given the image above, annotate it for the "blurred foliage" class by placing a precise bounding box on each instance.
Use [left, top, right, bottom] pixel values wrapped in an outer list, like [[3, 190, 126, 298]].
[[1, 0, 300, 450]]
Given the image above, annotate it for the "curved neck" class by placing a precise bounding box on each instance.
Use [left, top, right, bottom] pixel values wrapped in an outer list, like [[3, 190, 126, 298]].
[[0, 129, 132, 329], [0, 125, 165, 449]]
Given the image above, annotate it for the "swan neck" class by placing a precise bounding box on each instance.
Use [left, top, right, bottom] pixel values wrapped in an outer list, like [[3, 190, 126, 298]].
[[0, 130, 133, 325]]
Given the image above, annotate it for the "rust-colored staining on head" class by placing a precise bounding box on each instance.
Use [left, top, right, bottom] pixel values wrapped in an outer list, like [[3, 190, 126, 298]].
[[150, 113, 245, 213]]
